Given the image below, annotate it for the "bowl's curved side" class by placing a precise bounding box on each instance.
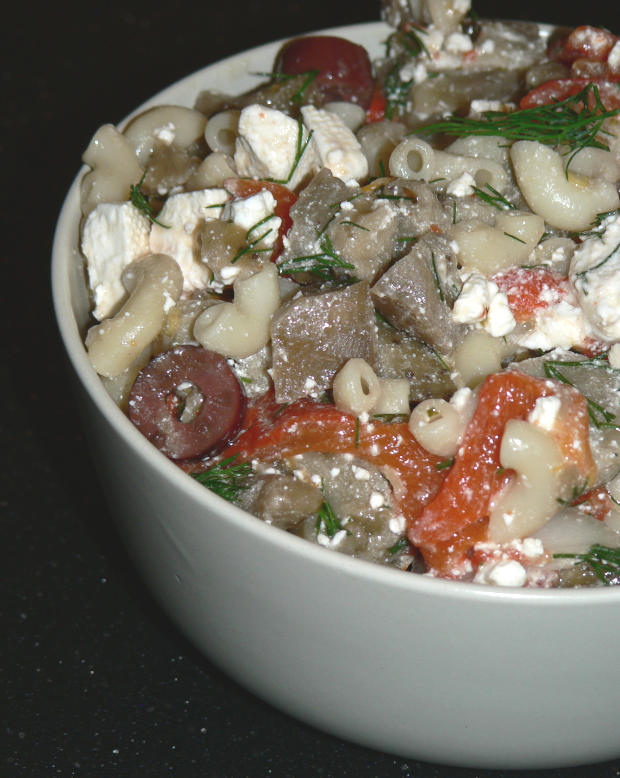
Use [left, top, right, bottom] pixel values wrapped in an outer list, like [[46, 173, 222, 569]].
[[52, 21, 620, 769]]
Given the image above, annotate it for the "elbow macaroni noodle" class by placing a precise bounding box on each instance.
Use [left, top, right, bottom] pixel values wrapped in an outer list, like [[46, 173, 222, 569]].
[[86, 254, 183, 378]]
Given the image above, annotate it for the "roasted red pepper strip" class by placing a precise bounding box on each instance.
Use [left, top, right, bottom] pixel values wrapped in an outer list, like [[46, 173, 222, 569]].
[[520, 77, 620, 111], [408, 372, 596, 578], [365, 86, 387, 123], [492, 267, 568, 322], [553, 26, 619, 65], [224, 178, 297, 261], [217, 391, 446, 520]]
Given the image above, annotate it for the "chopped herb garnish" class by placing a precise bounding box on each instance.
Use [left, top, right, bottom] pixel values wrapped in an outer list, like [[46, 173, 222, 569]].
[[340, 221, 370, 231], [192, 456, 251, 502], [272, 403, 289, 420], [575, 242, 620, 281], [253, 69, 319, 103], [355, 416, 361, 447], [418, 84, 620, 170], [435, 458, 454, 471], [554, 544, 620, 585], [269, 116, 314, 185], [277, 234, 356, 281], [388, 537, 410, 555], [473, 184, 516, 211], [231, 230, 274, 263], [430, 250, 444, 302], [543, 359, 618, 429], [503, 231, 526, 244], [556, 478, 590, 506], [129, 170, 169, 227], [316, 492, 344, 539]]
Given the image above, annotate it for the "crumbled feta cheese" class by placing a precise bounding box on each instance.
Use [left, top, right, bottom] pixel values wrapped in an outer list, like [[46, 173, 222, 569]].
[[300, 105, 368, 185], [528, 395, 561, 432], [469, 99, 504, 114], [570, 212, 620, 342], [317, 529, 348, 548], [608, 40, 620, 73], [81, 202, 151, 320], [389, 514, 406, 535], [609, 343, 620, 369], [445, 32, 473, 54], [517, 299, 590, 351], [446, 171, 475, 197], [452, 272, 516, 336], [153, 122, 176, 145], [234, 104, 318, 189], [474, 558, 527, 587], [150, 188, 228, 293], [231, 190, 281, 248], [369, 492, 385, 509], [485, 290, 516, 337]]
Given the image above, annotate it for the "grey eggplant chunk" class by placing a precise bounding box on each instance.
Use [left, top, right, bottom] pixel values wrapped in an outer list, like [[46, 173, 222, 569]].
[[270, 281, 378, 403], [371, 234, 464, 354], [277, 167, 351, 280], [375, 318, 456, 402]]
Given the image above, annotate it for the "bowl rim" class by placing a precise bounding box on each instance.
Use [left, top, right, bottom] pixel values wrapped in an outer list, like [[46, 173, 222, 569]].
[[51, 19, 620, 605]]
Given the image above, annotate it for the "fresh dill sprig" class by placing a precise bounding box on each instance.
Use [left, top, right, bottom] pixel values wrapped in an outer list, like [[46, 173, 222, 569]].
[[231, 230, 274, 264], [316, 493, 344, 539], [340, 221, 369, 231], [543, 359, 618, 429], [418, 84, 620, 169], [388, 537, 410, 555], [129, 170, 169, 227], [435, 458, 454, 471], [554, 544, 620, 585], [472, 184, 516, 211], [429, 250, 444, 302], [254, 69, 319, 103], [277, 234, 356, 280], [192, 456, 251, 502], [384, 64, 413, 121], [556, 478, 590, 506], [575, 242, 620, 281], [269, 116, 314, 185]]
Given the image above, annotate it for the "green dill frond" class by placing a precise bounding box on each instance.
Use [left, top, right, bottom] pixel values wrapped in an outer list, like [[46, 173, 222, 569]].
[[418, 84, 620, 169], [129, 170, 169, 227], [192, 456, 252, 502]]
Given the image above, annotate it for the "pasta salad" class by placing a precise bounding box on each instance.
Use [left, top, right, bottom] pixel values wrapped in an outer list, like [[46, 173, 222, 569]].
[[79, 0, 620, 587]]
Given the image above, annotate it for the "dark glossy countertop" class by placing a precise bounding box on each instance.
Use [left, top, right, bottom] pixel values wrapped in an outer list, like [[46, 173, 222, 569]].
[[4, 1, 620, 775]]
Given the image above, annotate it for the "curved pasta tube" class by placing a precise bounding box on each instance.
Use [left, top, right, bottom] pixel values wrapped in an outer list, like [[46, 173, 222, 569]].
[[123, 105, 207, 166], [453, 330, 511, 388], [510, 141, 620, 231], [408, 398, 466, 458], [332, 359, 382, 416], [80, 123, 143, 216], [357, 121, 406, 178], [426, 0, 471, 33], [449, 211, 545, 273], [372, 378, 411, 415], [488, 419, 565, 543], [86, 254, 183, 378], [193, 263, 280, 359], [204, 110, 240, 155], [568, 146, 620, 183], [323, 102, 366, 131], [389, 136, 508, 192]]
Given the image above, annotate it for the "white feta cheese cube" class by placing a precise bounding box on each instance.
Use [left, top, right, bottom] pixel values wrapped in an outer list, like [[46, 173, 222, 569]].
[[570, 213, 620, 342], [231, 190, 281, 249], [446, 171, 475, 197], [81, 201, 151, 320], [234, 104, 318, 189], [149, 188, 228, 293], [300, 105, 368, 185]]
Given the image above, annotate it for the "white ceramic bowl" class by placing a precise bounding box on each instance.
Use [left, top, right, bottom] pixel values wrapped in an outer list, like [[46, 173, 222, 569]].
[[52, 22, 620, 770]]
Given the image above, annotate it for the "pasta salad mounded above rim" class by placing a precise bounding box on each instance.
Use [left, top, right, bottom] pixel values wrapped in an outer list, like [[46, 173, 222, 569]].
[[79, 0, 620, 587]]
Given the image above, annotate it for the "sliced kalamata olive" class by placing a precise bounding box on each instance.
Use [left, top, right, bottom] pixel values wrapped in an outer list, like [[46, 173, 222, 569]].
[[275, 35, 375, 109], [128, 346, 245, 460]]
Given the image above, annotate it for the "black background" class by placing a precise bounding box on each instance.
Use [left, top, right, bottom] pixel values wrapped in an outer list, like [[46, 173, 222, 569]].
[[4, 1, 620, 776]]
